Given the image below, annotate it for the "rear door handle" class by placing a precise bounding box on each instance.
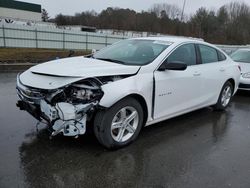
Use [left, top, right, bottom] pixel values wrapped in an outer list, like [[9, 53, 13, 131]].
[[193, 73, 201, 76], [220, 68, 225, 72]]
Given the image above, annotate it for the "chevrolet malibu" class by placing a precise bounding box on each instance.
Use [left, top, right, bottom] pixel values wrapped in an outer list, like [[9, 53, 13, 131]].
[[16, 37, 241, 149], [230, 48, 250, 90]]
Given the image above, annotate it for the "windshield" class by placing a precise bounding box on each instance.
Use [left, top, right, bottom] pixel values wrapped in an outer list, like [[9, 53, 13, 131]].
[[93, 39, 171, 65], [230, 50, 250, 63]]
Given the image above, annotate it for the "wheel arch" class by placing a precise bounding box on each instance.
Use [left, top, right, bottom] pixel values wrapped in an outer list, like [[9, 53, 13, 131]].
[[227, 78, 235, 94], [216, 78, 236, 101], [126, 94, 148, 127], [100, 93, 149, 127]]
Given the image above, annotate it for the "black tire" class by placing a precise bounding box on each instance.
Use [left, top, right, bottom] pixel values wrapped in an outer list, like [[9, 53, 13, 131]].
[[94, 97, 144, 149], [213, 81, 233, 111]]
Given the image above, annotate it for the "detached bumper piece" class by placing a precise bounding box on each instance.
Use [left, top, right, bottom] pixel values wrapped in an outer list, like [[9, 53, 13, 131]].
[[17, 99, 96, 138], [40, 100, 95, 137]]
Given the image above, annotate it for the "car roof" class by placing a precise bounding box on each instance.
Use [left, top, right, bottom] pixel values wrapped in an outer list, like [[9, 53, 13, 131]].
[[235, 48, 250, 52], [129, 36, 229, 55], [132, 36, 204, 44]]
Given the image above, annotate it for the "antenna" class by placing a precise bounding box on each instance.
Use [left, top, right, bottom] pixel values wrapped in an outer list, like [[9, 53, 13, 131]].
[[181, 0, 186, 21]]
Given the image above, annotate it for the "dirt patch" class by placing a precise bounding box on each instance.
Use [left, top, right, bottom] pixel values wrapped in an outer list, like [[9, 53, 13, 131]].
[[0, 48, 91, 64]]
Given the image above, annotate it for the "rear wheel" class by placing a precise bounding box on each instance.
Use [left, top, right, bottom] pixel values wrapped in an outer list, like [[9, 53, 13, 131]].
[[94, 97, 144, 149], [213, 81, 233, 110]]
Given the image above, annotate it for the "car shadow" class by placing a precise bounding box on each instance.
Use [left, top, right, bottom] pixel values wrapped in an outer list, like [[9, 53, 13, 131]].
[[19, 107, 232, 187]]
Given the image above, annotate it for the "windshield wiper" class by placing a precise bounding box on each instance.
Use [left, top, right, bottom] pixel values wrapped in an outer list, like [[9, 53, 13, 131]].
[[95, 58, 126, 64]]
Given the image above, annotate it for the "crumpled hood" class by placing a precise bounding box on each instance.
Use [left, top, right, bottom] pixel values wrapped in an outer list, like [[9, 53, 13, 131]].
[[30, 56, 140, 77], [20, 56, 140, 90]]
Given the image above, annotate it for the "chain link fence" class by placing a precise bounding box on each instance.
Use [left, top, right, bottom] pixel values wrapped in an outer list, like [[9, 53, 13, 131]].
[[0, 24, 125, 50], [0, 24, 250, 53]]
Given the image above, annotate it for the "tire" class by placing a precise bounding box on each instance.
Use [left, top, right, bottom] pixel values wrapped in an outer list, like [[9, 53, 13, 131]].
[[213, 81, 233, 111], [94, 97, 144, 149]]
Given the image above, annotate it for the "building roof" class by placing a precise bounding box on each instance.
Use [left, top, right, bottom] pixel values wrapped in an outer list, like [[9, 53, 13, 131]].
[[0, 0, 41, 13]]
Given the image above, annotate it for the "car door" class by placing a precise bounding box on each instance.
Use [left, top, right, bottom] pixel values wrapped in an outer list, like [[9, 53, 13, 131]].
[[153, 43, 203, 120], [196, 44, 227, 104]]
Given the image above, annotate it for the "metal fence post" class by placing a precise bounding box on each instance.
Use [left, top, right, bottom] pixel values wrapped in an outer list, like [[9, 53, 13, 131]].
[[105, 35, 108, 46], [35, 29, 38, 48], [86, 33, 88, 50], [2, 25, 6, 48], [63, 31, 65, 50]]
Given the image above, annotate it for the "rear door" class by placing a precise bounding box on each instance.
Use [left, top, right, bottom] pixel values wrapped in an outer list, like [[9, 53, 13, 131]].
[[196, 44, 228, 104]]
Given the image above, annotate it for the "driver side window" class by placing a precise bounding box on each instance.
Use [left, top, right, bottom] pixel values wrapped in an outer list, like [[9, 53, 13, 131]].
[[167, 43, 197, 66]]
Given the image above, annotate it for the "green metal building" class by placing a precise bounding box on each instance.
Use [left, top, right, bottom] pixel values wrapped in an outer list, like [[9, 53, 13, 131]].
[[0, 0, 41, 21]]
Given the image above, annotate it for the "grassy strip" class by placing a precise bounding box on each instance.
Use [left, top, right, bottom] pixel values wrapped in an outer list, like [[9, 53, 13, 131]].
[[0, 48, 91, 63]]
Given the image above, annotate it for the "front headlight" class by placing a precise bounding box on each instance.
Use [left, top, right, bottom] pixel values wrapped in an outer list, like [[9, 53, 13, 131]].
[[17, 73, 45, 100], [242, 72, 250, 78]]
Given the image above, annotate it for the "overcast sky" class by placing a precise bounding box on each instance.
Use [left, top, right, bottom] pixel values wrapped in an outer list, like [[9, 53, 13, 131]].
[[21, 0, 249, 18]]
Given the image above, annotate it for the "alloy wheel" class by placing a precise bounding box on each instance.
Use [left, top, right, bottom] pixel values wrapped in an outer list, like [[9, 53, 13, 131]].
[[111, 106, 139, 142], [221, 86, 232, 107]]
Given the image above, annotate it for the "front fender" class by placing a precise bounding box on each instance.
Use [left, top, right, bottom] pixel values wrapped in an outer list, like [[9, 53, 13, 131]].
[[99, 74, 153, 121]]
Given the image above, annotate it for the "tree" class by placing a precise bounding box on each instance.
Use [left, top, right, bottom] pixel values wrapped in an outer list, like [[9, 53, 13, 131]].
[[55, 14, 68, 25], [224, 2, 250, 44], [53, 2, 250, 44], [150, 3, 182, 20], [41, 8, 49, 22]]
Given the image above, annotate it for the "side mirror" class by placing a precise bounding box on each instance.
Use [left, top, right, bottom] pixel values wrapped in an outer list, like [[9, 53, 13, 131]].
[[92, 49, 97, 54], [85, 49, 98, 58], [158, 61, 187, 71]]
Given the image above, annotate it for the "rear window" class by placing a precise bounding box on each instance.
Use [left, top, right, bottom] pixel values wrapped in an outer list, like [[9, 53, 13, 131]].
[[230, 50, 250, 63], [217, 50, 227, 61]]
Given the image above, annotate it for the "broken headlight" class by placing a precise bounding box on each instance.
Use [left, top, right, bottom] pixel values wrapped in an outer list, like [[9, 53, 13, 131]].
[[69, 84, 103, 103]]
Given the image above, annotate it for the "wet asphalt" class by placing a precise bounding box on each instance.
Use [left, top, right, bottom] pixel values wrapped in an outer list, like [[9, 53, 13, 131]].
[[0, 72, 250, 188]]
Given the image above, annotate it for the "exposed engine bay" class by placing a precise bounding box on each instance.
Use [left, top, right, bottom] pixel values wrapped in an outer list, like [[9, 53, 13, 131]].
[[16, 74, 127, 138]]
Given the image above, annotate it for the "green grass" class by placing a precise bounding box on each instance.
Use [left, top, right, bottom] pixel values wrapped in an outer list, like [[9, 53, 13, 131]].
[[0, 48, 91, 63]]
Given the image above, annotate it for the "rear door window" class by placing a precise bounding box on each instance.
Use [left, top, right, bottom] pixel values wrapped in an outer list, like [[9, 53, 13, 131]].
[[199, 44, 219, 64]]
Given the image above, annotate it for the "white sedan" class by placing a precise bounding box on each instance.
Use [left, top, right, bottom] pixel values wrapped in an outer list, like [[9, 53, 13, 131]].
[[230, 49, 250, 90], [16, 37, 241, 149]]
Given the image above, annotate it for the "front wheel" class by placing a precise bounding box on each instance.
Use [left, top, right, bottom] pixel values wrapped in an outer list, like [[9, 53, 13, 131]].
[[94, 97, 144, 149], [213, 81, 233, 111]]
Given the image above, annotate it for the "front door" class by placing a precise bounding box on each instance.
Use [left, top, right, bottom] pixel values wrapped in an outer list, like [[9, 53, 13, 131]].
[[153, 43, 203, 119]]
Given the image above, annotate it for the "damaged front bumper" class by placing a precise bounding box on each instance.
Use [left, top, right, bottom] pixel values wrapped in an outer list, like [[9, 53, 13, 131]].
[[16, 74, 98, 138], [17, 99, 96, 137]]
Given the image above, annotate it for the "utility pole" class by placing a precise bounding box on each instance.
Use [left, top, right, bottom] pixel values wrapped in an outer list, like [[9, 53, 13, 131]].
[[181, 0, 186, 21]]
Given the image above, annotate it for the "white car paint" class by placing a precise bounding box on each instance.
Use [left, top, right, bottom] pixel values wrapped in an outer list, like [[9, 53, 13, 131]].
[[30, 56, 140, 77], [154, 65, 202, 119], [238, 62, 250, 90], [230, 49, 250, 90], [20, 57, 140, 89], [18, 36, 241, 129], [99, 72, 154, 122]]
